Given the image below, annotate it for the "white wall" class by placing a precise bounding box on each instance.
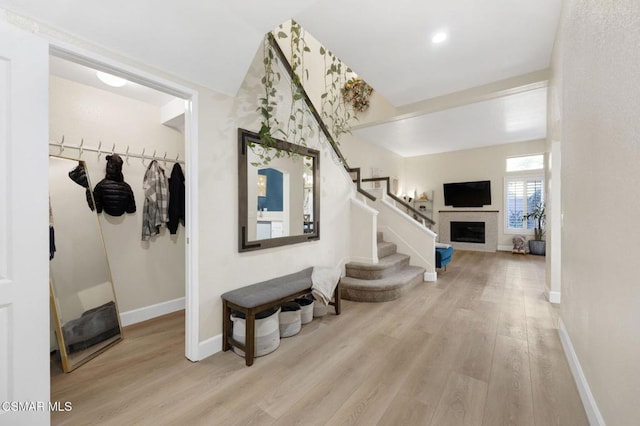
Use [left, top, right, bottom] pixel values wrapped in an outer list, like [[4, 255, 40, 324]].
[[49, 76, 185, 314], [340, 132, 407, 189], [555, 1, 640, 424], [196, 42, 353, 342], [274, 21, 398, 133], [546, 6, 565, 303], [402, 140, 546, 247], [273, 21, 401, 182]]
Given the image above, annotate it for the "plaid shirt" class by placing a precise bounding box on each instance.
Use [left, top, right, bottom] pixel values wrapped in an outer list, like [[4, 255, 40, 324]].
[[142, 160, 169, 241]]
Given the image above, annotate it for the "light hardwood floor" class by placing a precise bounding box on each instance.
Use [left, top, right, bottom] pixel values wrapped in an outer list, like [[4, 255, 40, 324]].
[[50, 251, 588, 425]]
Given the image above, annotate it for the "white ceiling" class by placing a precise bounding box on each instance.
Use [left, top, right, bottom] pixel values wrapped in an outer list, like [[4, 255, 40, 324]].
[[296, 0, 561, 106], [0, 0, 561, 157], [49, 56, 177, 106], [355, 87, 547, 157]]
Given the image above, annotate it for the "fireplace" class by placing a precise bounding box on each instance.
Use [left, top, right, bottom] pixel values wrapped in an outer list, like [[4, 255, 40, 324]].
[[439, 210, 498, 252], [450, 221, 485, 244]]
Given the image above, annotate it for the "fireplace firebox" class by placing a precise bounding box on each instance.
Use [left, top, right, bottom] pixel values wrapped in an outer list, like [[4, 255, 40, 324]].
[[450, 221, 485, 244]]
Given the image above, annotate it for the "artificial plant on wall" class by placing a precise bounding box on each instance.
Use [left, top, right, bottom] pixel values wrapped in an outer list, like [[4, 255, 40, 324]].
[[255, 20, 373, 165], [257, 21, 315, 159], [319, 45, 352, 142], [342, 77, 373, 112]]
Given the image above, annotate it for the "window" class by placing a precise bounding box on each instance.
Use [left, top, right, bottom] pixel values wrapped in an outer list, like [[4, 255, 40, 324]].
[[505, 176, 544, 233], [505, 155, 544, 234], [506, 154, 544, 172]]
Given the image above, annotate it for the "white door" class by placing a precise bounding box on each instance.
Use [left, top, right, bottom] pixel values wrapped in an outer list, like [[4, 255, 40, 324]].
[[0, 21, 50, 425]]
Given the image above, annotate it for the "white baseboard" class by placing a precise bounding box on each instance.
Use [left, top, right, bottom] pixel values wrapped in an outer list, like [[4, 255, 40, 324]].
[[558, 319, 605, 426], [198, 333, 222, 360], [424, 271, 437, 282], [497, 244, 514, 252], [547, 290, 561, 304], [120, 297, 185, 327]]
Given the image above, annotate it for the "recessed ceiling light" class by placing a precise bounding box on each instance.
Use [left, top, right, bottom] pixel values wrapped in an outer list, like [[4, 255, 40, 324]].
[[431, 32, 448, 44], [96, 71, 127, 87]]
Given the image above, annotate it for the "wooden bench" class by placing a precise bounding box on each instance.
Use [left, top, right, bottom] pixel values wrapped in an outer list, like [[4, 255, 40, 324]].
[[221, 267, 341, 366]]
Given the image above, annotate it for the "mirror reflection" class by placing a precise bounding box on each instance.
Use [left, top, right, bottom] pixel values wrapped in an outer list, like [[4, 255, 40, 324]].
[[247, 152, 315, 240], [238, 128, 320, 252], [49, 156, 122, 373]]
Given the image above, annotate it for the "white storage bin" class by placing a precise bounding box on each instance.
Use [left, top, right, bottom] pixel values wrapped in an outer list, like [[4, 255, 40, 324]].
[[294, 296, 315, 324], [279, 302, 301, 337], [231, 307, 280, 357], [313, 300, 328, 317]]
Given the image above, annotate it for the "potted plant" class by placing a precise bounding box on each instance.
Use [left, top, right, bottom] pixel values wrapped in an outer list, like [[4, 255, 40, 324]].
[[523, 202, 546, 255]]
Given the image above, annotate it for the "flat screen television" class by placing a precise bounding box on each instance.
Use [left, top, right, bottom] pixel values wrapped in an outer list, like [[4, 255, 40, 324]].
[[443, 180, 491, 207]]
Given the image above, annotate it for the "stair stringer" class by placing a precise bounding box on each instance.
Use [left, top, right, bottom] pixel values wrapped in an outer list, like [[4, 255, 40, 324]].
[[374, 196, 438, 282], [348, 197, 379, 265]]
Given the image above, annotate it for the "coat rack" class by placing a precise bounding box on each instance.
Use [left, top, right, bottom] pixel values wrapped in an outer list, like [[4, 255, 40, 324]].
[[49, 136, 185, 165]]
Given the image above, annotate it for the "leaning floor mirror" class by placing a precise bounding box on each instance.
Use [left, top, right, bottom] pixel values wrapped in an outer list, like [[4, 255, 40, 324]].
[[49, 155, 123, 373]]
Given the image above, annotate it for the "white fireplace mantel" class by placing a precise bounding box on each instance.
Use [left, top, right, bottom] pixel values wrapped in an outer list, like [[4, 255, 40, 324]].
[[438, 210, 499, 252]]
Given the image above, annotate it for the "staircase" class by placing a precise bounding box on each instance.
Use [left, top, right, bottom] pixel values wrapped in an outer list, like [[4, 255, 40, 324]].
[[341, 232, 425, 302]]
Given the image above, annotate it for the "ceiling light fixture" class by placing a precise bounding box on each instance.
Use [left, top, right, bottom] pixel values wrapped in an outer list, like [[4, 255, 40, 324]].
[[431, 32, 448, 44], [96, 71, 127, 87]]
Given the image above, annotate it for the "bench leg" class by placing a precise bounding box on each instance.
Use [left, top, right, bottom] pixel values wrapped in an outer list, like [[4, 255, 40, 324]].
[[222, 300, 232, 352], [245, 310, 256, 367]]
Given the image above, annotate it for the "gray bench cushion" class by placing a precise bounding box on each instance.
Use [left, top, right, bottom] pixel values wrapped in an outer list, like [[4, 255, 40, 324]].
[[221, 267, 313, 309]]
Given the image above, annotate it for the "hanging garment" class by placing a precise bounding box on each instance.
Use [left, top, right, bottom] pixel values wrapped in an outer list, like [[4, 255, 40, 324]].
[[68, 162, 95, 211], [142, 160, 169, 241], [49, 227, 56, 260], [93, 154, 136, 216], [167, 163, 185, 234], [49, 197, 56, 260]]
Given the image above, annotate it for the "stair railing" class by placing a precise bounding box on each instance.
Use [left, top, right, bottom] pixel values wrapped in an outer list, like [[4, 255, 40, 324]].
[[361, 177, 436, 229], [267, 33, 377, 202], [269, 30, 432, 228], [268, 28, 436, 279], [346, 167, 376, 201]]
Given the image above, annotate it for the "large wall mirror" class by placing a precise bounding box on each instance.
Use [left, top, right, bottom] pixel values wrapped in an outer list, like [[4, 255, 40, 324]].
[[238, 128, 320, 252], [49, 155, 123, 372]]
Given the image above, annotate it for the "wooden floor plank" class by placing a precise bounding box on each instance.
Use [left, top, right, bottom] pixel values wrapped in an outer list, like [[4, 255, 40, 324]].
[[482, 335, 535, 426], [524, 290, 589, 426], [50, 251, 587, 426], [324, 330, 432, 425], [430, 371, 488, 426]]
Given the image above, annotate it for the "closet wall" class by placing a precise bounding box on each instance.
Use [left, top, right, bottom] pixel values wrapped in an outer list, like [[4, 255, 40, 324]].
[[49, 75, 185, 315]]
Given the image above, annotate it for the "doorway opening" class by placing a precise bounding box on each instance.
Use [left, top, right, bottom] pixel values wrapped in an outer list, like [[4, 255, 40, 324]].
[[47, 46, 199, 375]]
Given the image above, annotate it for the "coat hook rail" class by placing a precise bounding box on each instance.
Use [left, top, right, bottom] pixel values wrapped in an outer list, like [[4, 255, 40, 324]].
[[48, 138, 184, 165]]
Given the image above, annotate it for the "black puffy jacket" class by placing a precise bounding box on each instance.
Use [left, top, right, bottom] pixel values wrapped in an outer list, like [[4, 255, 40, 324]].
[[93, 154, 136, 216], [68, 162, 96, 211], [168, 163, 185, 234]]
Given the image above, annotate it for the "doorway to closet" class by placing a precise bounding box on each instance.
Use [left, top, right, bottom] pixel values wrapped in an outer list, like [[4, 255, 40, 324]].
[[48, 53, 194, 375]]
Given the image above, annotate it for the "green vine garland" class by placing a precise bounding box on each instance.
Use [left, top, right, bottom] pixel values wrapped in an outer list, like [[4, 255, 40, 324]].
[[256, 21, 374, 165], [320, 46, 352, 141]]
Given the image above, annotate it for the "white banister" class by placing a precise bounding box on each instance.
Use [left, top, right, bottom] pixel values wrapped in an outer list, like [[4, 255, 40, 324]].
[[370, 191, 437, 281]]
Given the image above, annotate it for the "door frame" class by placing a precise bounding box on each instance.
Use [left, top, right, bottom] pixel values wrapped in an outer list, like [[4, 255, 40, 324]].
[[48, 41, 201, 361], [0, 19, 50, 425]]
